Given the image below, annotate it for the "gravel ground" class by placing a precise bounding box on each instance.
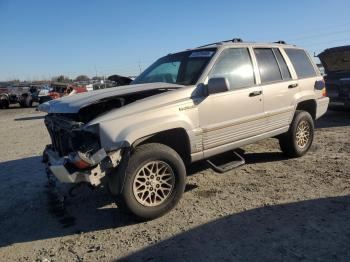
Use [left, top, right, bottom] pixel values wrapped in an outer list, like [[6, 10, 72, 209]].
[[0, 105, 349, 261]]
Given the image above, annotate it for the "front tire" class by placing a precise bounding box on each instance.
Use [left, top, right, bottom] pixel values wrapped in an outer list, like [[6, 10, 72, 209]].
[[0, 96, 9, 109], [279, 110, 314, 157], [121, 143, 186, 220]]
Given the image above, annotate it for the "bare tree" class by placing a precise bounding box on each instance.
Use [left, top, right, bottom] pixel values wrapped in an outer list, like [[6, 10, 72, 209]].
[[75, 75, 90, 82], [51, 75, 70, 83]]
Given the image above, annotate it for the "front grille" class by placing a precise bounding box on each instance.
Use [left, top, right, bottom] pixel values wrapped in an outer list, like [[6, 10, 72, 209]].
[[45, 115, 79, 156], [45, 114, 99, 157]]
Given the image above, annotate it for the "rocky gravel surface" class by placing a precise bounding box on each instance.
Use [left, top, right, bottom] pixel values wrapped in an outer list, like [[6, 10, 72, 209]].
[[0, 106, 349, 261]]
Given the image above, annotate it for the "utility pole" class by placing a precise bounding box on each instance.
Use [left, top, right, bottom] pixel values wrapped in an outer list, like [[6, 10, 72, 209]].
[[138, 60, 142, 75]]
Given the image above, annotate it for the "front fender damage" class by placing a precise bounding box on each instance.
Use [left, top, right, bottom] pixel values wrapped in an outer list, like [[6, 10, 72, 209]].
[[106, 147, 131, 195]]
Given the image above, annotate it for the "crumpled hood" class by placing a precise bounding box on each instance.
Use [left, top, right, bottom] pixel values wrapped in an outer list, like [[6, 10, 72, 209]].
[[318, 45, 350, 74], [38, 82, 184, 114]]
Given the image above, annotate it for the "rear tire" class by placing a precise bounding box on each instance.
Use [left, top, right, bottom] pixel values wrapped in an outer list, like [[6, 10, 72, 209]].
[[120, 143, 186, 220], [279, 110, 314, 157]]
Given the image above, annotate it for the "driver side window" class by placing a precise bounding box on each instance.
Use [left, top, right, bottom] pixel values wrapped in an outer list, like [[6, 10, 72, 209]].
[[146, 61, 180, 83], [208, 48, 255, 90]]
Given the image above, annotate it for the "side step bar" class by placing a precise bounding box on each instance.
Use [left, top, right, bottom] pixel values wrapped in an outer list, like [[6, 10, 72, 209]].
[[206, 150, 245, 173]]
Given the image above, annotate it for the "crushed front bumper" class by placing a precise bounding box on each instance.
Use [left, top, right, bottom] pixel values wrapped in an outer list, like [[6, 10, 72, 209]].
[[43, 146, 121, 186]]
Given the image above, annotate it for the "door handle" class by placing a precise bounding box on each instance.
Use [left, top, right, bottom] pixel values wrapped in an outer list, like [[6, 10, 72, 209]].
[[249, 90, 262, 97], [288, 83, 298, 89]]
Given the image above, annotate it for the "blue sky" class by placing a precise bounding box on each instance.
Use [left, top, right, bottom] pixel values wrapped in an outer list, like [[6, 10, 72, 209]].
[[1, 0, 350, 81]]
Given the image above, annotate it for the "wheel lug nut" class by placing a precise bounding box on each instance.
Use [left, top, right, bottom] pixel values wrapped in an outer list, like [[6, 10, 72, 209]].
[[156, 177, 160, 181], [150, 175, 154, 179], [156, 184, 160, 188]]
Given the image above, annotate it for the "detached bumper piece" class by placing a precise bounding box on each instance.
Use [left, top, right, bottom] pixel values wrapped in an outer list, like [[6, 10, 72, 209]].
[[43, 146, 121, 186]]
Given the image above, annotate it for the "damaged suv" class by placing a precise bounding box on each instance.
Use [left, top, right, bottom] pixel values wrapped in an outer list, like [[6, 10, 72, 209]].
[[39, 39, 329, 219], [319, 45, 350, 108]]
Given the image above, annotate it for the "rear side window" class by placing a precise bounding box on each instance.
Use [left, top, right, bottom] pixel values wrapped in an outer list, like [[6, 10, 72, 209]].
[[273, 48, 291, 80], [285, 49, 316, 78], [208, 48, 255, 90], [254, 48, 282, 83]]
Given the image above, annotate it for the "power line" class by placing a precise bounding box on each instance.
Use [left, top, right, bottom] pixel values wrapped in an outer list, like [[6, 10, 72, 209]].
[[286, 21, 350, 40], [288, 28, 350, 42], [302, 37, 350, 48]]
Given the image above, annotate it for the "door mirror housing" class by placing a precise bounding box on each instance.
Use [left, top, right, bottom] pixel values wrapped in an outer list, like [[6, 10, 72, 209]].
[[207, 77, 230, 95]]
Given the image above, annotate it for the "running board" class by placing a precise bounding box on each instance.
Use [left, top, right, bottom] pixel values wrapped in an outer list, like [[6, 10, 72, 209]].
[[206, 150, 245, 173]]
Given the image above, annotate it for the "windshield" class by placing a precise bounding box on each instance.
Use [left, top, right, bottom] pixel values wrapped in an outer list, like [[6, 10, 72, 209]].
[[132, 48, 216, 86]]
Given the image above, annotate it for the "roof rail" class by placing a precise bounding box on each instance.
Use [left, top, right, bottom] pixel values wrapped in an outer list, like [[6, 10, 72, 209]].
[[232, 38, 243, 43], [197, 38, 243, 48], [274, 40, 286, 44]]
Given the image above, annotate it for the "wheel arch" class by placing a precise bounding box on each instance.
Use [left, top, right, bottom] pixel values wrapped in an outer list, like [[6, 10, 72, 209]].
[[132, 128, 192, 166], [295, 99, 317, 119]]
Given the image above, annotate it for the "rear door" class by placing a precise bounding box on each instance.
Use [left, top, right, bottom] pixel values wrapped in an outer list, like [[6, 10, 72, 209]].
[[284, 48, 321, 99], [253, 47, 298, 130]]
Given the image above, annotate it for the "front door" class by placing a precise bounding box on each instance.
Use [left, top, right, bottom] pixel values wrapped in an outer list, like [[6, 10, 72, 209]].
[[197, 47, 264, 157]]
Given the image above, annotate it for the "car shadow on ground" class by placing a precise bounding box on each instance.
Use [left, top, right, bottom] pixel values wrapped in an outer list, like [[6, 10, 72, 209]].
[[316, 109, 350, 129], [0, 156, 141, 248], [120, 194, 350, 261], [0, 155, 210, 248]]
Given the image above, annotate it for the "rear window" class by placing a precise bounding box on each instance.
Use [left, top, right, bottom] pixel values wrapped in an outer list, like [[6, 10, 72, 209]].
[[285, 49, 316, 78], [254, 48, 282, 83], [273, 48, 291, 80]]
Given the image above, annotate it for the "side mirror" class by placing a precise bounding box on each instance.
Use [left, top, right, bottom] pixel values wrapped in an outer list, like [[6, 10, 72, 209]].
[[207, 77, 230, 95]]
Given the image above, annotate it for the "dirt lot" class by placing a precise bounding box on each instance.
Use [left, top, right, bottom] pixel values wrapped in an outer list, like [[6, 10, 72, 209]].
[[0, 106, 349, 261]]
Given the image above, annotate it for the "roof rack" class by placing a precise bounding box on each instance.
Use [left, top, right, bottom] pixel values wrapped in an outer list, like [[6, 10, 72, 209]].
[[274, 40, 286, 44], [232, 38, 243, 43], [197, 38, 243, 48]]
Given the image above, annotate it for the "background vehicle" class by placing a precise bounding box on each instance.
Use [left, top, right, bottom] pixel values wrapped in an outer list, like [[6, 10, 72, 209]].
[[318, 45, 350, 109], [40, 39, 329, 219], [38, 83, 88, 104], [0, 85, 35, 108]]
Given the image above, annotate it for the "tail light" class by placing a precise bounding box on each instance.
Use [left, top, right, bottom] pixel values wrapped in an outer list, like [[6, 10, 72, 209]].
[[321, 79, 327, 97], [315, 79, 327, 97]]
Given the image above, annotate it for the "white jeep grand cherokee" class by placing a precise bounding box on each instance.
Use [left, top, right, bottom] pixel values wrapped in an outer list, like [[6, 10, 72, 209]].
[[39, 39, 329, 219]]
